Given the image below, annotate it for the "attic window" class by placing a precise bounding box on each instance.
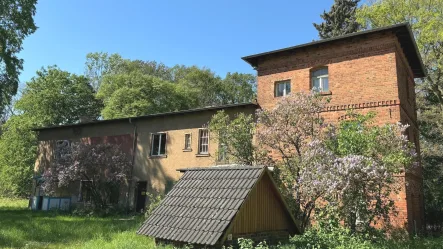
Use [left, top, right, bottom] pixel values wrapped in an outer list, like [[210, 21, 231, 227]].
[[151, 133, 166, 156], [311, 68, 329, 92], [275, 80, 291, 97]]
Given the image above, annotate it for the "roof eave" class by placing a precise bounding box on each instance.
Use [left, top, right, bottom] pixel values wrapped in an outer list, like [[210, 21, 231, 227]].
[[242, 23, 426, 78], [32, 102, 258, 132]]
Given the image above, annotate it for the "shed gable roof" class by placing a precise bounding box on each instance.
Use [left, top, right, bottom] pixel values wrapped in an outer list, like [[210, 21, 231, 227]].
[[137, 166, 266, 245]]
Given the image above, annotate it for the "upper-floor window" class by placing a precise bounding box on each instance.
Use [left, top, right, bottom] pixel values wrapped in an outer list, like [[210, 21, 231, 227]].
[[151, 133, 166, 156], [198, 129, 209, 154], [311, 68, 329, 92], [275, 80, 291, 97], [184, 133, 191, 151]]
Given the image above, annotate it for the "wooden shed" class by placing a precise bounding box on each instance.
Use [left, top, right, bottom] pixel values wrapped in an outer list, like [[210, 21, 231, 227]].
[[137, 166, 300, 247]]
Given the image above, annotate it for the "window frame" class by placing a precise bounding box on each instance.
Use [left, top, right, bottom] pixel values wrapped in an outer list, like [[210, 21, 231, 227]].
[[311, 67, 329, 93], [150, 132, 167, 157], [78, 180, 93, 203], [183, 133, 192, 151], [274, 80, 291, 97], [197, 128, 209, 155]]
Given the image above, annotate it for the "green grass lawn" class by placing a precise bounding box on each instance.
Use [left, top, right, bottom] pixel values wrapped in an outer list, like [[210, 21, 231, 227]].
[[0, 198, 162, 249], [2, 198, 443, 249]]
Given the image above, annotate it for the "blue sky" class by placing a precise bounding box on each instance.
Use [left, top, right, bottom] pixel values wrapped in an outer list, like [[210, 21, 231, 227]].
[[18, 0, 334, 88]]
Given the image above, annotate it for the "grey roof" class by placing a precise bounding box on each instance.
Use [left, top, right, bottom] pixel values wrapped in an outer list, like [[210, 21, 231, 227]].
[[137, 166, 265, 245], [242, 23, 426, 78], [32, 102, 258, 131]]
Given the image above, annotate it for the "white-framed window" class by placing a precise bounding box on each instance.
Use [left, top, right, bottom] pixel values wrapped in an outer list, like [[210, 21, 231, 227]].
[[151, 133, 166, 156], [198, 129, 209, 154], [275, 80, 291, 97], [184, 133, 192, 150], [311, 68, 329, 92]]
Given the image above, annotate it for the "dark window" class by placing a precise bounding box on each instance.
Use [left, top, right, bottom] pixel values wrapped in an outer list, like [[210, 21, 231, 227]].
[[311, 68, 329, 92], [275, 80, 291, 97], [78, 180, 92, 203], [151, 133, 166, 156], [184, 133, 191, 150]]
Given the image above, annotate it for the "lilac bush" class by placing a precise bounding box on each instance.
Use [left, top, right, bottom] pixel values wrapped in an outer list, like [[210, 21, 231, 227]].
[[41, 142, 131, 208], [256, 92, 329, 230], [256, 92, 416, 232]]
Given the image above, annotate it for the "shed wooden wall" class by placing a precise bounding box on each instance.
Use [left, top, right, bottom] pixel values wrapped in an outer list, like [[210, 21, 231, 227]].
[[230, 172, 296, 235]]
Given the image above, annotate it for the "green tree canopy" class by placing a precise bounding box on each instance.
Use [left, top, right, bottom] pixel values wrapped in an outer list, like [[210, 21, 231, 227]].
[[0, 67, 102, 196], [356, 0, 443, 227], [313, 0, 361, 39], [0, 0, 37, 113], [88, 52, 257, 119], [97, 72, 196, 119], [16, 66, 102, 125]]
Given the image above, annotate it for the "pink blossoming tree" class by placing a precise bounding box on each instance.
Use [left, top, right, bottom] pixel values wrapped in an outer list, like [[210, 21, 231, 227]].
[[211, 92, 416, 232], [256, 92, 330, 231], [41, 143, 131, 209]]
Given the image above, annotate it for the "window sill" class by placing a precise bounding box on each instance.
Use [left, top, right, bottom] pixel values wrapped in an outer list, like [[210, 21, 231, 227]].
[[149, 155, 167, 159], [319, 91, 332, 96], [182, 149, 192, 152], [195, 153, 210, 157]]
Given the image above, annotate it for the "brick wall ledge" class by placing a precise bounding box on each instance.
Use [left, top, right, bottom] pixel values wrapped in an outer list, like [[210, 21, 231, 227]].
[[322, 99, 399, 112]]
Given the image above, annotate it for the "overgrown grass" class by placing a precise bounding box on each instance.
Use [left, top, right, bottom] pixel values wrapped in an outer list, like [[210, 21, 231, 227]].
[[0, 198, 162, 249], [1, 198, 443, 249]]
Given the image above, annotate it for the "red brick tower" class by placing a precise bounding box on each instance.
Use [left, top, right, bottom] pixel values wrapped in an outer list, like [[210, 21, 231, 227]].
[[243, 23, 426, 233]]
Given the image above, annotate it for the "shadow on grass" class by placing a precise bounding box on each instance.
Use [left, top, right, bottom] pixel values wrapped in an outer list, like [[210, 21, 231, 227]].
[[0, 206, 145, 248]]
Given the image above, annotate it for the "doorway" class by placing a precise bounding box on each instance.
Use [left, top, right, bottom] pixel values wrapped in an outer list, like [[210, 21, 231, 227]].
[[135, 181, 147, 213]]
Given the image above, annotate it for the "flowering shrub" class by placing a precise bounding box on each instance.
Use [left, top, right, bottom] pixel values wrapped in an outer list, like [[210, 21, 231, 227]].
[[209, 92, 416, 232], [41, 143, 131, 209], [256, 92, 329, 230], [321, 112, 416, 232]]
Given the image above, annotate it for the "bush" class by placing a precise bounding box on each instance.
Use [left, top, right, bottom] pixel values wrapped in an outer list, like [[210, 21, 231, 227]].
[[289, 226, 374, 249], [144, 192, 164, 217]]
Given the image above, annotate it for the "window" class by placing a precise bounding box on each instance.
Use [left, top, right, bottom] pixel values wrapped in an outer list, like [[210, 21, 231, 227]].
[[198, 129, 209, 154], [184, 133, 192, 151], [78, 180, 92, 203], [151, 133, 166, 156], [311, 68, 329, 92], [275, 80, 291, 97]]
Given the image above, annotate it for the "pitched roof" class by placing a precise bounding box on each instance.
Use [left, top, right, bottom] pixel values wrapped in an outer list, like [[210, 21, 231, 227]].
[[32, 102, 258, 131], [242, 23, 426, 78], [137, 166, 266, 245]]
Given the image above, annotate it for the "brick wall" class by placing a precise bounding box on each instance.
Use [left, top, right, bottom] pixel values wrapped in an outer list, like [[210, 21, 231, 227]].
[[254, 31, 424, 233]]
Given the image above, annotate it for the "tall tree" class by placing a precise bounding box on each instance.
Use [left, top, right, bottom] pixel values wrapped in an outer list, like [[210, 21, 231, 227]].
[[88, 53, 257, 119], [356, 0, 443, 228], [16, 66, 102, 125], [313, 0, 361, 39], [97, 72, 196, 119], [0, 0, 37, 113], [0, 67, 101, 197], [85, 52, 173, 91]]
